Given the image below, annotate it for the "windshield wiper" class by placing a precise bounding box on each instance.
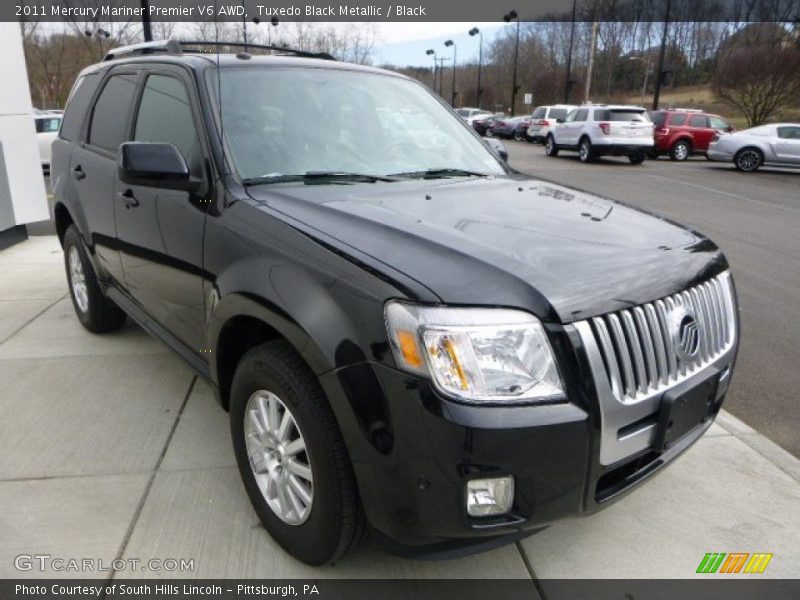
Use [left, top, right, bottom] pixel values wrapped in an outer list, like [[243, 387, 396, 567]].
[[242, 171, 398, 186], [388, 168, 491, 180]]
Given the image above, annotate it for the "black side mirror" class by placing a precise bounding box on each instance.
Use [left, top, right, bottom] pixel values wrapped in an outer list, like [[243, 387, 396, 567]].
[[118, 142, 199, 192], [556, 118, 564, 124]]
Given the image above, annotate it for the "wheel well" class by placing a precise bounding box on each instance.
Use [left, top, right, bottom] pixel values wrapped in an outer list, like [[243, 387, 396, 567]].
[[54, 203, 73, 247], [216, 315, 284, 411], [674, 138, 692, 149], [736, 145, 763, 158], [579, 135, 591, 144]]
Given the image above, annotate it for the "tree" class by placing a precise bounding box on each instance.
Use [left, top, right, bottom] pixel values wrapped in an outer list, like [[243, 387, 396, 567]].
[[713, 44, 800, 126]]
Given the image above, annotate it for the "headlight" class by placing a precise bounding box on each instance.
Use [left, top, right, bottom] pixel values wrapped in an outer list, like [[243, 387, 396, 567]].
[[384, 301, 565, 404]]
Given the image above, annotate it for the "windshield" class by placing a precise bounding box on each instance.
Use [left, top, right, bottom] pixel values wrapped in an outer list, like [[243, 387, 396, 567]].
[[210, 66, 505, 182]]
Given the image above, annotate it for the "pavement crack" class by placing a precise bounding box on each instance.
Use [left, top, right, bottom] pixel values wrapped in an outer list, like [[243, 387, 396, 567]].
[[0, 293, 68, 346], [515, 540, 548, 600], [104, 375, 197, 587]]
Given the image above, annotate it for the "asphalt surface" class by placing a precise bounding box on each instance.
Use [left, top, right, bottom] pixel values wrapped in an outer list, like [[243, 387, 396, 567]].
[[504, 140, 800, 458], [28, 152, 800, 457]]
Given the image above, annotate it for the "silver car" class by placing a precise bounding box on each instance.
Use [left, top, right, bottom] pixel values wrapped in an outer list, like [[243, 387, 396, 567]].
[[707, 123, 800, 172]]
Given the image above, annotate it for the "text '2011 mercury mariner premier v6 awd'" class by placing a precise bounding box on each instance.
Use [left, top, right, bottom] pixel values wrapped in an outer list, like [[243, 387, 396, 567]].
[[51, 40, 739, 565]]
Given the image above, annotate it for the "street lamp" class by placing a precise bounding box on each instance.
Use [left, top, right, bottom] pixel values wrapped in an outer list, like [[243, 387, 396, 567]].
[[253, 16, 280, 46], [85, 28, 111, 38], [469, 27, 483, 109], [444, 39, 457, 107], [503, 10, 520, 116], [426, 49, 438, 93]]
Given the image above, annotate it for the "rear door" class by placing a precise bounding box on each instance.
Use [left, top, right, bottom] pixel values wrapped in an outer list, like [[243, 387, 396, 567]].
[[688, 114, 713, 151], [115, 66, 210, 350], [558, 108, 585, 145], [68, 70, 140, 284]]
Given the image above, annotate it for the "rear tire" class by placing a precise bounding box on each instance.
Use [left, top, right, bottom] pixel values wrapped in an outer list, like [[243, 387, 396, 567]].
[[629, 154, 646, 165], [545, 135, 559, 157], [513, 130, 525, 141], [230, 340, 365, 565], [734, 147, 762, 172], [63, 225, 126, 334], [670, 140, 691, 161], [579, 138, 594, 163]]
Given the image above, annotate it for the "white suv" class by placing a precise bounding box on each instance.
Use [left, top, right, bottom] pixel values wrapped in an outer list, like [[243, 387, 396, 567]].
[[527, 104, 576, 143], [545, 104, 654, 163]]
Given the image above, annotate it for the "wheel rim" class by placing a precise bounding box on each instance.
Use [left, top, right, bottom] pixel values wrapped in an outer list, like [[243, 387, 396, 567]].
[[546, 138, 554, 153], [244, 390, 314, 525], [68, 246, 89, 313], [675, 143, 688, 160], [580, 141, 590, 161], [737, 150, 759, 171]]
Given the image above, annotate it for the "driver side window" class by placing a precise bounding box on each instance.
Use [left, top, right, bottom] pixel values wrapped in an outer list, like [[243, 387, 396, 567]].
[[565, 110, 577, 123]]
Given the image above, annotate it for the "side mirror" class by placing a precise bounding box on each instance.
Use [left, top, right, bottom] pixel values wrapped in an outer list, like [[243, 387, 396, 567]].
[[556, 118, 565, 124], [726, 126, 734, 133], [485, 138, 508, 162], [118, 142, 199, 192]]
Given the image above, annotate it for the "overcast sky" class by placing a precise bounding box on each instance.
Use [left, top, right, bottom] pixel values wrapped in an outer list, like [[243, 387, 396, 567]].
[[373, 22, 504, 66]]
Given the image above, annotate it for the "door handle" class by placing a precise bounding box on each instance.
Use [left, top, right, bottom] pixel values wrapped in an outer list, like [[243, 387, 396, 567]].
[[72, 165, 86, 180], [119, 188, 139, 208]]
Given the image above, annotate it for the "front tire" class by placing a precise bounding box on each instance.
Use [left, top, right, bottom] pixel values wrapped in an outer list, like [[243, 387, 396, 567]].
[[734, 147, 763, 172], [230, 341, 365, 565], [545, 135, 559, 156], [63, 225, 126, 333]]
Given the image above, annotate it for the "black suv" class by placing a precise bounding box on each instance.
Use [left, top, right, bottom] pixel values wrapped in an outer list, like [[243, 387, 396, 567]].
[[52, 41, 739, 565]]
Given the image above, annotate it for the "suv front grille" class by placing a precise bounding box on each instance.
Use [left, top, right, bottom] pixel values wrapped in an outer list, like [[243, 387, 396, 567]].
[[587, 271, 736, 404]]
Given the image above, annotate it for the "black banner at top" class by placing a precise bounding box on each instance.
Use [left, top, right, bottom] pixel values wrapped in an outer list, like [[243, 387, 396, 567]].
[[7, 0, 800, 22]]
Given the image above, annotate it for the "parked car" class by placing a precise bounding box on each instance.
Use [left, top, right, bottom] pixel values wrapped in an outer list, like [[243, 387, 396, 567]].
[[34, 112, 62, 171], [471, 114, 500, 136], [546, 104, 654, 163], [707, 123, 800, 172], [488, 116, 531, 140], [456, 107, 491, 120], [651, 109, 734, 160], [527, 104, 576, 143], [53, 41, 739, 566]]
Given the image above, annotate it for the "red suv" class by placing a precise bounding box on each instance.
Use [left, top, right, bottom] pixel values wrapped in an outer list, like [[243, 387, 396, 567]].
[[651, 109, 734, 160]]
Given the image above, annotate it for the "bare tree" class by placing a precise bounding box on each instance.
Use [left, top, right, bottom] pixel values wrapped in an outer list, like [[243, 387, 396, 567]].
[[713, 44, 800, 125]]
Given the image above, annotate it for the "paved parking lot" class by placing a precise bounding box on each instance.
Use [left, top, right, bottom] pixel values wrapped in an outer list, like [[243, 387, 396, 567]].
[[505, 141, 800, 458], [2, 235, 799, 581]]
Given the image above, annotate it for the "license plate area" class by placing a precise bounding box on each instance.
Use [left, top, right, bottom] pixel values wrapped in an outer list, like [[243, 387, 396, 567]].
[[652, 370, 719, 452]]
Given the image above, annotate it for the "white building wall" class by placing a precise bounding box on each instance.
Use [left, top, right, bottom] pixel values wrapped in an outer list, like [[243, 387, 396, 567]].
[[0, 21, 49, 235]]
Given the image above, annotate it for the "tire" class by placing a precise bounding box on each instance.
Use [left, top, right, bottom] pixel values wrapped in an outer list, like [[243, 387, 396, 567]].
[[513, 130, 524, 142], [579, 137, 594, 163], [670, 140, 691, 161], [734, 147, 762, 172], [629, 154, 646, 165], [63, 224, 126, 333], [545, 135, 559, 157], [485, 128, 494, 137], [230, 340, 365, 565]]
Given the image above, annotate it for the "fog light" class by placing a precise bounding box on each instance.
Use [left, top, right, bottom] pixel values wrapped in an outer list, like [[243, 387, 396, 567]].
[[466, 476, 514, 517]]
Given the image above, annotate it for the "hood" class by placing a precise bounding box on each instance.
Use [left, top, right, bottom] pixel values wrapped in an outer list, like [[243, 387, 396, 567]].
[[247, 177, 727, 323]]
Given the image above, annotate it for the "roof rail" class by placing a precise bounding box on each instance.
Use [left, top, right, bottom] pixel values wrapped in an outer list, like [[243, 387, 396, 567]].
[[103, 39, 335, 62]]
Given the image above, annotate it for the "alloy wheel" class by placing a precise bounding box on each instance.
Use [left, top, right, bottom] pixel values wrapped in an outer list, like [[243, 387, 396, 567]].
[[68, 246, 89, 313], [580, 140, 591, 162], [673, 142, 689, 160], [244, 390, 314, 525], [736, 149, 761, 172]]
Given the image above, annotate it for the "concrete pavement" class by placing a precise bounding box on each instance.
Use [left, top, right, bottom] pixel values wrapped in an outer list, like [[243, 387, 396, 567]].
[[1, 236, 799, 581]]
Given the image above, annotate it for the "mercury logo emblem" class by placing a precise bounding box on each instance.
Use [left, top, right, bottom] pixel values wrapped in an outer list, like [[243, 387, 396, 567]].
[[673, 305, 700, 361]]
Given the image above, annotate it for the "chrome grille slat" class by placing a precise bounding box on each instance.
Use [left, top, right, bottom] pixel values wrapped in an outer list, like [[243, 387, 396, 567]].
[[581, 272, 736, 404]]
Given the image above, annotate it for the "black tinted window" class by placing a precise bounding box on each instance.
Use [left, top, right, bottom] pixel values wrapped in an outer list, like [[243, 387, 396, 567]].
[[88, 74, 138, 152], [669, 114, 687, 126], [651, 112, 666, 126], [777, 126, 800, 140], [689, 115, 708, 128], [596, 109, 649, 122], [60, 74, 100, 141], [549, 108, 568, 120], [134, 75, 202, 174]]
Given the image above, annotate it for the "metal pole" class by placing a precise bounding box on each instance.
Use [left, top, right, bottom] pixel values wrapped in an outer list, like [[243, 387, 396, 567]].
[[511, 19, 519, 115], [652, 0, 672, 110], [477, 34, 483, 108], [140, 0, 152, 41], [564, 0, 576, 103], [641, 52, 651, 106], [584, 21, 598, 103], [451, 45, 457, 107]]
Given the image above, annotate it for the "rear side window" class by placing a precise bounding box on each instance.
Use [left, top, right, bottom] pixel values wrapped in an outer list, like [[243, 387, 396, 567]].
[[134, 75, 202, 175], [668, 114, 687, 126], [59, 74, 100, 141], [549, 108, 568, 120], [650, 112, 666, 126], [88, 74, 139, 152], [777, 126, 800, 139], [574, 109, 588, 122], [689, 115, 708, 128]]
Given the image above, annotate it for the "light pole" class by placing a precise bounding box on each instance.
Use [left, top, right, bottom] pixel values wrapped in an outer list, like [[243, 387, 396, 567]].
[[253, 16, 280, 46], [563, 0, 576, 103], [469, 27, 483, 109], [503, 10, 520, 116], [444, 40, 457, 107], [140, 0, 152, 41], [426, 49, 437, 93], [653, 0, 672, 110]]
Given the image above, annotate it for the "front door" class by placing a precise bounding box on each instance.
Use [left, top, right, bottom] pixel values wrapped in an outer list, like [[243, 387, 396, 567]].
[[115, 68, 210, 351]]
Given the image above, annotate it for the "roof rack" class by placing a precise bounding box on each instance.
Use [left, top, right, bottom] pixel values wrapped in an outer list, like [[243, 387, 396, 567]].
[[103, 39, 335, 62]]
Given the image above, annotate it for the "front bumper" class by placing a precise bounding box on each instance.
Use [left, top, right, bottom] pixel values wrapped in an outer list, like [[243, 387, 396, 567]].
[[318, 313, 737, 555]]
